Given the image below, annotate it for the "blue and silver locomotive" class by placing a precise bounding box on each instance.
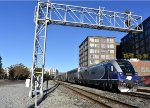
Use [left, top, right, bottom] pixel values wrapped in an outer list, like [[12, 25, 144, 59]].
[[57, 60, 138, 92]]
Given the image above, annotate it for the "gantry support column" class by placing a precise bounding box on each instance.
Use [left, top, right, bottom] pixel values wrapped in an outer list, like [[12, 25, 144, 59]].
[[29, 0, 50, 97]]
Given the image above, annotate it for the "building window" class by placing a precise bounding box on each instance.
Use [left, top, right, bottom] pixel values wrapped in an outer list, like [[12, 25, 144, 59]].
[[109, 39, 114, 43], [141, 47, 145, 53], [90, 49, 94, 53], [135, 43, 139, 48], [90, 54, 94, 59], [85, 56, 88, 60], [101, 39, 107, 43], [110, 50, 114, 54], [95, 60, 99, 64], [95, 38, 99, 42], [106, 55, 114, 59], [106, 55, 109, 59], [85, 51, 88, 55], [136, 50, 139, 54], [110, 44, 114, 48], [95, 44, 100, 48], [85, 45, 88, 50], [110, 55, 114, 59], [95, 49, 99, 53], [107, 44, 110, 48], [107, 39, 110, 43], [148, 28, 150, 34], [140, 40, 144, 46], [100, 50, 105, 54], [101, 55, 105, 59], [105, 50, 109, 54], [90, 43, 95, 48], [85, 41, 88, 45], [90, 38, 94, 42], [145, 30, 148, 36], [101, 44, 107, 48], [95, 55, 99, 59], [90, 60, 95, 64], [147, 21, 150, 28], [140, 34, 143, 39], [85, 62, 87, 66]]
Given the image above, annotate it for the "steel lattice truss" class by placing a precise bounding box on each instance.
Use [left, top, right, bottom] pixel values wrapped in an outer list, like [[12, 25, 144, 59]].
[[39, 2, 143, 32], [29, 0, 143, 97]]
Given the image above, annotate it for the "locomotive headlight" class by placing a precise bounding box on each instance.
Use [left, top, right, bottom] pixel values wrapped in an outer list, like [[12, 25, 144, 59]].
[[119, 72, 123, 75]]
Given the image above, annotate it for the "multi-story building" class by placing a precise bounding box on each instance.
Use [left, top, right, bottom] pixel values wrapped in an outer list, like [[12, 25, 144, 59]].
[[116, 42, 122, 59], [128, 59, 150, 86], [79, 36, 116, 67], [45, 68, 59, 78], [121, 16, 150, 59]]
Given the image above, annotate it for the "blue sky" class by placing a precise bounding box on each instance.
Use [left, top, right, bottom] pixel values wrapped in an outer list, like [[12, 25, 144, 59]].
[[0, 0, 150, 72]]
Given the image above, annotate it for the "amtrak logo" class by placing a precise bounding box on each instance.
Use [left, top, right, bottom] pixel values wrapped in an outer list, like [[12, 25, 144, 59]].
[[126, 76, 132, 80]]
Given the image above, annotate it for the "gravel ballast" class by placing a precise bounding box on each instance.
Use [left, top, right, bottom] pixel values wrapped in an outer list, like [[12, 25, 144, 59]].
[[0, 80, 102, 108], [1, 80, 149, 108]]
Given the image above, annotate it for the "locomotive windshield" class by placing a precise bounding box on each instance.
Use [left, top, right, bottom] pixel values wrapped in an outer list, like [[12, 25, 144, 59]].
[[116, 60, 135, 76]]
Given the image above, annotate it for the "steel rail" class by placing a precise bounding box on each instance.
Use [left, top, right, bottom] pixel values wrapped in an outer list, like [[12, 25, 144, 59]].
[[121, 92, 150, 100], [56, 81, 137, 108]]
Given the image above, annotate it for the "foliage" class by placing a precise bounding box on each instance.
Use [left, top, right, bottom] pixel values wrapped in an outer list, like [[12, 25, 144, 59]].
[[35, 68, 42, 72], [143, 54, 149, 60], [136, 54, 143, 59], [0, 56, 2, 69], [0, 68, 4, 74], [9, 63, 30, 80], [123, 53, 149, 60], [0, 56, 5, 79]]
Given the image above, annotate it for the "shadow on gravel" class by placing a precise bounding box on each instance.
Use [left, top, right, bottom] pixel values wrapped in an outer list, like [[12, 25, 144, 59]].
[[28, 83, 60, 108]]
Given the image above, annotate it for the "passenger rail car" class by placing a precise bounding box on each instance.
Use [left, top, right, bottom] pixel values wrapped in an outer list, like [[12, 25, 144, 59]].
[[57, 60, 138, 92]]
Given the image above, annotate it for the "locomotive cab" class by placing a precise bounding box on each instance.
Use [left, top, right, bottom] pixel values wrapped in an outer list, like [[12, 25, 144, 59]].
[[116, 60, 138, 92]]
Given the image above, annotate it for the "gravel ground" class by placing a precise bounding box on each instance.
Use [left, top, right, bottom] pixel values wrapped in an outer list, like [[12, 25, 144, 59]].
[[39, 81, 102, 108], [2, 80, 148, 108], [0, 80, 102, 108], [0, 80, 34, 108], [71, 83, 150, 108]]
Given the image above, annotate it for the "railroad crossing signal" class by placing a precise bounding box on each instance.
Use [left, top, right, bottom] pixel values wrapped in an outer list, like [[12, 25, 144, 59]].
[[29, 0, 143, 97]]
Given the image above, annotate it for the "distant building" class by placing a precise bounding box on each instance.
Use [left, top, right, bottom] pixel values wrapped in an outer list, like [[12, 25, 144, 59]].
[[79, 36, 116, 67], [128, 59, 150, 86], [45, 68, 59, 78], [3, 67, 9, 77], [121, 16, 150, 59], [129, 59, 150, 76], [28, 68, 59, 78]]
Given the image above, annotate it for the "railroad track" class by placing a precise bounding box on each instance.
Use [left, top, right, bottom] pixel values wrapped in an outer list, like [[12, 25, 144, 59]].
[[55, 81, 137, 108], [137, 88, 150, 93], [121, 92, 150, 100]]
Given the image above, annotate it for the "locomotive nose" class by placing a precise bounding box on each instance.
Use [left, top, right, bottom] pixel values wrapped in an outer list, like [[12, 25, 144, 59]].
[[127, 84, 132, 89], [118, 80, 138, 92]]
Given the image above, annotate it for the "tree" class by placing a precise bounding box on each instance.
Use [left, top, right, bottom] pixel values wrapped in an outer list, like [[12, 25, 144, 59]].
[[128, 53, 134, 58], [123, 53, 130, 59], [0, 56, 4, 76], [136, 54, 143, 60], [142, 53, 149, 60], [123, 53, 149, 60], [9, 63, 30, 80], [0, 56, 2, 69]]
